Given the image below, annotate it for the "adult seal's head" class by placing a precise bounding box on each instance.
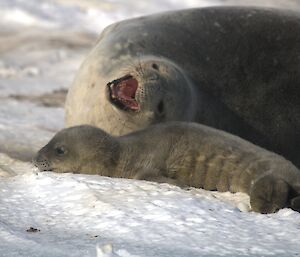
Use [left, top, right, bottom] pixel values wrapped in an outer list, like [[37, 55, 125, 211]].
[[65, 56, 197, 136], [107, 57, 197, 120], [33, 126, 119, 175]]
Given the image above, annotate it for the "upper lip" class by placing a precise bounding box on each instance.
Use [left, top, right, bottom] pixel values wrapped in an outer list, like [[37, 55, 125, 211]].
[[107, 74, 133, 87]]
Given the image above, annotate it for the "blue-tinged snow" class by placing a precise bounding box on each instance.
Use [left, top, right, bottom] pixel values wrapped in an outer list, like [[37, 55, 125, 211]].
[[1, 0, 300, 256]]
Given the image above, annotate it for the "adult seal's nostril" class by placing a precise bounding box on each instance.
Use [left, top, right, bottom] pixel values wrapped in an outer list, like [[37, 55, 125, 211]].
[[65, 7, 300, 168]]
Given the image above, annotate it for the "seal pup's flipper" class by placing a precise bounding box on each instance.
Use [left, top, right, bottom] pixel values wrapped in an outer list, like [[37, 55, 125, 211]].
[[250, 175, 289, 214], [291, 196, 300, 212]]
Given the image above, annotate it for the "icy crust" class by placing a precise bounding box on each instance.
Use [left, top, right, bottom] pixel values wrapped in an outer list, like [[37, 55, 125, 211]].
[[0, 153, 34, 177], [0, 37, 89, 97], [0, 100, 64, 161], [0, 172, 299, 257]]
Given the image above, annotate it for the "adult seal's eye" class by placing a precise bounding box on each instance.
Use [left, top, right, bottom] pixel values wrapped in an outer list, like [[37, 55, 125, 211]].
[[55, 146, 66, 156]]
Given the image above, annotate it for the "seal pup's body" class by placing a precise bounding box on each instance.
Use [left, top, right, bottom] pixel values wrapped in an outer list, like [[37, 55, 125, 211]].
[[35, 122, 300, 214], [65, 7, 300, 168]]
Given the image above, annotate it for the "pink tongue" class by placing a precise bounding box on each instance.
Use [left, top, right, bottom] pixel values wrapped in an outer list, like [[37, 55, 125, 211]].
[[118, 82, 136, 100], [115, 78, 139, 110]]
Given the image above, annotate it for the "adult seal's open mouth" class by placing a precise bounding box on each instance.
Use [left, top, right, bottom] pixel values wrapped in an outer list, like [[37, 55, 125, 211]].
[[107, 75, 140, 111]]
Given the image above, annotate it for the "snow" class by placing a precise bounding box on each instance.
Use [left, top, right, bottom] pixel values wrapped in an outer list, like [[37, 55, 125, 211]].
[[1, 0, 300, 256], [1, 170, 300, 257]]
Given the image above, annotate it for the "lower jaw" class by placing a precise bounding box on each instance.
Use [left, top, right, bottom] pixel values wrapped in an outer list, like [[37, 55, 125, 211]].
[[111, 100, 140, 112]]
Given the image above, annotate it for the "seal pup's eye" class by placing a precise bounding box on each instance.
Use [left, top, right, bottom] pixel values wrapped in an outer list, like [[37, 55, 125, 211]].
[[55, 146, 66, 156]]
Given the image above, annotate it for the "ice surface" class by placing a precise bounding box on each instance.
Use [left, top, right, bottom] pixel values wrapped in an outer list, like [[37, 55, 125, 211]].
[[1, 171, 300, 257], [1, 0, 300, 256]]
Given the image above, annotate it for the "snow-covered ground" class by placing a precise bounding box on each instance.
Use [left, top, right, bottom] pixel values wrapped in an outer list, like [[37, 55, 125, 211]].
[[1, 0, 300, 256]]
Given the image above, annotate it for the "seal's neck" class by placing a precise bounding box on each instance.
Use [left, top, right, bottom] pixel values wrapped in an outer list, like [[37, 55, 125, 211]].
[[101, 140, 121, 177], [78, 138, 121, 177], [113, 139, 139, 179]]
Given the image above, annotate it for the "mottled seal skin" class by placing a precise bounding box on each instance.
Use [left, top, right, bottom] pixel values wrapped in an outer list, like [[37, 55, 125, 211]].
[[65, 7, 300, 169], [34, 122, 300, 214]]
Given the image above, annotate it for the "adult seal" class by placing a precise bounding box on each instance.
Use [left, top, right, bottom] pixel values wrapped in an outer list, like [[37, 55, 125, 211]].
[[34, 122, 300, 214], [65, 7, 300, 168]]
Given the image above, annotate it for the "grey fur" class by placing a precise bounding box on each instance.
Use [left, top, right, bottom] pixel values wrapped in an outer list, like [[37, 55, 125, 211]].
[[65, 7, 300, 169], [34, 122, 300, 214]]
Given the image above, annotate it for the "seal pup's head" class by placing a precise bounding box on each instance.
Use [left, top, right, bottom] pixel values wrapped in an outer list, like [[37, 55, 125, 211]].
[[33, 125, 119, 175], [106, 56, 197, 129]]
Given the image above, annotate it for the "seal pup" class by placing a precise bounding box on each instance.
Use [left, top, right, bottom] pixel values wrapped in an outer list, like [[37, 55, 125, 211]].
[[65, 6, 300, 168], [34, 122, 300, 214]]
